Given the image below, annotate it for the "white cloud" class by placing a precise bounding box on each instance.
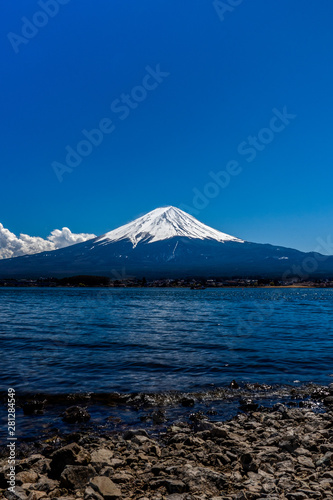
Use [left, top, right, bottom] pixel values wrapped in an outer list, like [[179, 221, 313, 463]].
[[48, 227, 96, 249], [0, 223, 96, 260]]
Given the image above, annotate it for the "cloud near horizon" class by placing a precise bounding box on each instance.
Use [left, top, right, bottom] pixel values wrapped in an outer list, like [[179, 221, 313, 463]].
[[0, 224, 96, 259]]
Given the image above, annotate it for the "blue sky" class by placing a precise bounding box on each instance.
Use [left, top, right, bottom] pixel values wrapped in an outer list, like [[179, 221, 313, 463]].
[[1, 0, 333, 253]]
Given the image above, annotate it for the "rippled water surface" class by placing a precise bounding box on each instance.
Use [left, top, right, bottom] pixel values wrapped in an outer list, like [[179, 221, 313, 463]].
[[1, 287, 332, 393]]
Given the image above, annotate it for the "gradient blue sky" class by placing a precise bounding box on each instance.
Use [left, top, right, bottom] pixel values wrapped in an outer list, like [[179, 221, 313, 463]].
[[1, 0, 333, 252]]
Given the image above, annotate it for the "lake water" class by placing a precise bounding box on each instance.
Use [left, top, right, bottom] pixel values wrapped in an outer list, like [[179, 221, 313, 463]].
[[1, 287, 332, 394]]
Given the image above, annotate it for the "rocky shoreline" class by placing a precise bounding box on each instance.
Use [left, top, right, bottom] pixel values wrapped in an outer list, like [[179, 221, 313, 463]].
[[1, 386, 333, 500]]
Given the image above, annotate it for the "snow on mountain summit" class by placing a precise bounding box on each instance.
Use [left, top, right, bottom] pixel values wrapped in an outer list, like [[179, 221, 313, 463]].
[[97, 206, 244, 247]]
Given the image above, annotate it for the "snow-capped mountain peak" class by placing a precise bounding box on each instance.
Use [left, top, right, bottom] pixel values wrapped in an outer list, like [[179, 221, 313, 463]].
[[97, 206, 244, 247]]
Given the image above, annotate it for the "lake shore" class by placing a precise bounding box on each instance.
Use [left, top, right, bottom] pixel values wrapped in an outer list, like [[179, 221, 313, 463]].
[[1, 276, 333, 289], [1, 385, 333, 499]]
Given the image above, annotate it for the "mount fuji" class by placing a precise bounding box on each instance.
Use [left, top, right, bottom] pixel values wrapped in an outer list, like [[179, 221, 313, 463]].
[[0, 206, 332, 279]]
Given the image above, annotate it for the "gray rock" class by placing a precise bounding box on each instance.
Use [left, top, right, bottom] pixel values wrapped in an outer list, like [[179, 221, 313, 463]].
[[316, 451, 332, 466], [294, 447, 312, 456], [53, 496, 77, 500], [240, 453, 258, 472], [286, 494, 308, 500], [297, 455, 315, 468], [0, 467, 10, 489], [16, 455, 44, 473], [90, 448, 114, 466], [27, 493, 47, 500], [109, 458, 125, 469], [60, 465, 95, 490], [5, 486, 28, 500], [31, 476, 59, 493], [111, 472, 133, 483], [132, 435, 150, 446], [298, 490, 322, 498], [30, 458, 51, 475], [164, 479, 187, 494], [90, 476, 122, 499], [15, 471, 38, 485], [84, 485, 103, 500], [278, 434, 300, 453], [149, 444, 162, 457], [50, 442, 91, 478], [209, 426, 228, 439], [123, 429, 149, 440]]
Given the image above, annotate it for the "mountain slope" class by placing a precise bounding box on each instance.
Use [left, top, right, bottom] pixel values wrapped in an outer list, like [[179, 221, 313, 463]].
[[0, 206, 332, 279], [97, 206, 243, 246]]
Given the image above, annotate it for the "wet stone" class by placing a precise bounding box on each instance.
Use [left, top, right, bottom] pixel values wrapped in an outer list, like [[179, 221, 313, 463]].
[[22, 400, 46, 416], [180, 397, 195, 407], [239, 399, 259, 412], [62, 406, 91, 424]]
